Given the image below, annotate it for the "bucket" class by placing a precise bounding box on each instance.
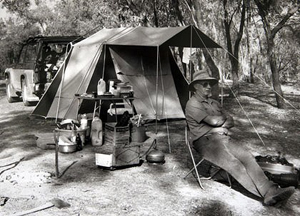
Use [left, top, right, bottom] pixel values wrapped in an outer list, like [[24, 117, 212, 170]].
[[131, 125, 146, 142], [54, 128, 88, 145]]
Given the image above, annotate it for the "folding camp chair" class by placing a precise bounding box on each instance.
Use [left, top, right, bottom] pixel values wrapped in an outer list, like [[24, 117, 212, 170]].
[[183, 125, 232, 189]]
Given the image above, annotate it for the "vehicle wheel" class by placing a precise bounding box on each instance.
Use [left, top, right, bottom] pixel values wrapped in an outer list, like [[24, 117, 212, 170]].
[[21, 79, 32, 106], [6, 82, 19, 103]]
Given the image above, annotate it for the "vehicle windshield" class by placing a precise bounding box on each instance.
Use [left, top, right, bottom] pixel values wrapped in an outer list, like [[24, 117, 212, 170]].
[[19, 44, 37, 64], [40, 43, 68, 82]]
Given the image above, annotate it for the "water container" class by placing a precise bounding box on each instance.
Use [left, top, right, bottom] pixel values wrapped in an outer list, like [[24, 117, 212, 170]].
[[97, 79, 106, 96], [91, 117, 103, 146], [108, 80, 114, 94], [131, 125, 147, 142], [80, 114, 88, 129]]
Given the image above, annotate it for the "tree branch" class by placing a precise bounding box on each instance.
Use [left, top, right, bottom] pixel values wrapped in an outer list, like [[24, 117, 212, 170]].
[[271, 6, 298, 37]]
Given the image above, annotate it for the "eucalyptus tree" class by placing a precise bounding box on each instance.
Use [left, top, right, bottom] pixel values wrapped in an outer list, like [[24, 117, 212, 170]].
[[253, 0, 299, 108]]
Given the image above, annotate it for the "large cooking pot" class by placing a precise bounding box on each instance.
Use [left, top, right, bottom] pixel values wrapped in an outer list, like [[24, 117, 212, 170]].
[[54, 130, 78, 153], [146, 150, 165, 163], [58, 144, 77, 153]]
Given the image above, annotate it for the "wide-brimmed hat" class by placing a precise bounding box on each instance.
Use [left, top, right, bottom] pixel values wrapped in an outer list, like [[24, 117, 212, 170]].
[[188, 70, 218, 91]]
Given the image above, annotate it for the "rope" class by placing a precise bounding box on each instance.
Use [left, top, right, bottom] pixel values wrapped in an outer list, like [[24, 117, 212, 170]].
[[225, 82, 266, 146], [253, 73, 300, 111]]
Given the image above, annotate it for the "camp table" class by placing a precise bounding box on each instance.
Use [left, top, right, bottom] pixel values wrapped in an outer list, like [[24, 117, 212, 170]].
[[74, 95, 135, 121]]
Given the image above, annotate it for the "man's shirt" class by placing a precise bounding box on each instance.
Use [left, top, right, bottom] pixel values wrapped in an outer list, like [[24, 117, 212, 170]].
[[185, 92, 223, 142]]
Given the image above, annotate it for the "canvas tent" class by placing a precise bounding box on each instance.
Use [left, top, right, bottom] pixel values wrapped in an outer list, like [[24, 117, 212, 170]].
[[32, 25, 221, 121]]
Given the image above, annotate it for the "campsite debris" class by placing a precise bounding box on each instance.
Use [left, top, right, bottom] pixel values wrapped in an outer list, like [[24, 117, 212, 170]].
[[55, 161, 78, 178], [11, 198, 70, 216], [130, 114, 145, 127], [0, 197, 9, 206], [1, 171, 51, 184], [0, 157, 25, 176]]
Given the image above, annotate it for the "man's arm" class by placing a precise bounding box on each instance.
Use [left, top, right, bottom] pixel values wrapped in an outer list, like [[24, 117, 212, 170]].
[[203, 115, 227, 127], [203, 114, 234, 128]]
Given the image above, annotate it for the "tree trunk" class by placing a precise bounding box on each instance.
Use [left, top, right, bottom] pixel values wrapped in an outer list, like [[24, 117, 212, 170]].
[[202, 49, 220, 100], [253, 0, 297, 108], [193, 0, 220, 100], [222, 0, 246, 89], [267, 38, 285, 108]]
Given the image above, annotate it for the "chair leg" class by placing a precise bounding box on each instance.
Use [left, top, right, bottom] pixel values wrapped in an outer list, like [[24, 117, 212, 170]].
[[226, 172, 232, 188], [184, 158, 204, 179], [209, 166, 232, 187], [185, 139, 204, 189]]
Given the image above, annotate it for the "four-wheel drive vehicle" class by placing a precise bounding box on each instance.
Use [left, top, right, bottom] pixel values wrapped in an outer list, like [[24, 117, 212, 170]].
[[5, 36, 82, 106]]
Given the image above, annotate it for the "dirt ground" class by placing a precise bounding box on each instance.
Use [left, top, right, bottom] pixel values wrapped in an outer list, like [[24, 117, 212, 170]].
[[1, 78, 300, 216]]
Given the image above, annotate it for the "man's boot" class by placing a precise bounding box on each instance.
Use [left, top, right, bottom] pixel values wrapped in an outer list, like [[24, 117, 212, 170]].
[[263, 185, 295, 207]]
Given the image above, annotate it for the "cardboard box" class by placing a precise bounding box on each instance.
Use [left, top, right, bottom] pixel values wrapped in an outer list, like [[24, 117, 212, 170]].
[[104, 122, 129, 145]]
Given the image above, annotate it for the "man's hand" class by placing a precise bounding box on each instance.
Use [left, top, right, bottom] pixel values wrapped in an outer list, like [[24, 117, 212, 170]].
[[222, 115, 234, 128], [208, 127, 229, 135]]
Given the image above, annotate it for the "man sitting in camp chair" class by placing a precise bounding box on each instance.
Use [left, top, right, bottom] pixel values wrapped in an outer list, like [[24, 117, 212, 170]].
[[185, 70, 295, 207]]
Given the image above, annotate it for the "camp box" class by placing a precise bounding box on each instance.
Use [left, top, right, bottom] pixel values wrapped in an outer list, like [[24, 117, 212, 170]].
[[95, 122, 140, 168]]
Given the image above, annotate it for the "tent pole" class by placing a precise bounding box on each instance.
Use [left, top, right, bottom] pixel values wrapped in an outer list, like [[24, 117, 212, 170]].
[[220, 69, 224, 107], [190, 25, 192, 81], [155, 46, 159, 138], [55, 44, 73, 123], [189, 25, 193, 99], [102, 44, 106, 79]]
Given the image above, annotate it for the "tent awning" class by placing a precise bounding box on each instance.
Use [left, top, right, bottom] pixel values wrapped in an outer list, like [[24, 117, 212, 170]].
[[105, 25, 221, 48]]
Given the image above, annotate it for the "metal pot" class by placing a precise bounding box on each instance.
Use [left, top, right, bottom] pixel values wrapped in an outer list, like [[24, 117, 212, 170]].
[[58, 144, 77, 153], [146, 150, 165, 163]]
